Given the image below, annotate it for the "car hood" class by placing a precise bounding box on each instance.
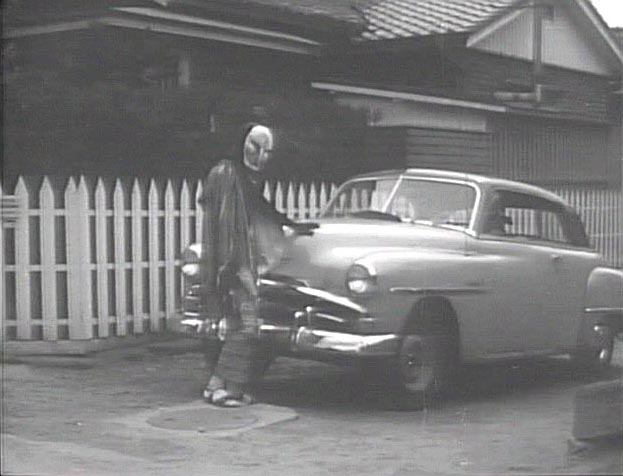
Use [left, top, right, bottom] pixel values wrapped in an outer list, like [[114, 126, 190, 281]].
[[268, 218, 469, 291]]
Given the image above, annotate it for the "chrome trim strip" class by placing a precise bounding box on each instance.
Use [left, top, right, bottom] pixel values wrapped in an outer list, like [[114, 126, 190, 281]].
[[294, 327, 400, 356], [259, 324, 291, 333], [311, 311, 348, 323], [585, 307, 623, 314], [390, 286, 489, 295], [293, 286, 368, 314]]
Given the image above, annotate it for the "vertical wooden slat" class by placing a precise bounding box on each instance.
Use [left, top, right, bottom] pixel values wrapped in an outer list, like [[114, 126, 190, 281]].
[[131, 179, 144, 334], [274, 182, 285, 215], [164, 180, 176, 322], [195, 179, 204, 246], [0, 182, 5, 339], [180, 180, 191, 251], [179, 180, 191, 299], [39, 177, 58, 340], [319, 183, 328, 212], [14, 178, 31, 339], [298, 183, 307, 220], [113, 180, 127, 336], [94, 178, 109, 338], [64, 178, 79, 339], [286, 182, 296, 219], [148, 180, 161, 331], [65, 178, 93, 340], [262, 181, 272, 203], [309, 183, 318, 218]]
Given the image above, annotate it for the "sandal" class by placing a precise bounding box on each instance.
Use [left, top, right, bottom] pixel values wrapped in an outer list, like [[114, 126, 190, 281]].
[[210, 389, 255, 407]]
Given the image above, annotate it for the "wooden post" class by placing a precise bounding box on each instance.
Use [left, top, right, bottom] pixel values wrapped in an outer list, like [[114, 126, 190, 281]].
[[94, 178, 109, 338], [131, 179, 145, 334], [113, 180, 127, 336], [40, 177, 58, 341]]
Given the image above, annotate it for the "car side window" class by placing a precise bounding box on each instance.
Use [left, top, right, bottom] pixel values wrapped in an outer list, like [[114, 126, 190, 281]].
[[482, 191, 589, 247]]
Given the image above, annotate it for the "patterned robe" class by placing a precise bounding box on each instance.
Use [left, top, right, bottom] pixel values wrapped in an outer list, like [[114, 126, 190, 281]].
[[199, 159, 287, 384]]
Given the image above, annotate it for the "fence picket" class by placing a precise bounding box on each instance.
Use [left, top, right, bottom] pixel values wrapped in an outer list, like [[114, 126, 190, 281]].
[[274, 182, 285, 214], [195, 180, 203, 246], [113, 180, 127, 336], [263, 182, 272, 203], [75, 177, 94, 339], [319, 183, 328, 213], [14, 178, 31, 339], [148, 180, 161, 332], [298, 183, 307, 220], [94, 178, 110, 338], [131, 179, 144, 334], [39, 177, 58, 341], [180, 180, 191, 250], [286, 182, 296, 219], [0, 183, 5, 339], [164, 180, 176, 321], [309, 183, 318, 218]]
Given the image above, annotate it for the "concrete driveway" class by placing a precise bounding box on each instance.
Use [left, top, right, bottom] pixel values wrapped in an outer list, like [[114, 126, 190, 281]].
[[2, 338, 622, 476]]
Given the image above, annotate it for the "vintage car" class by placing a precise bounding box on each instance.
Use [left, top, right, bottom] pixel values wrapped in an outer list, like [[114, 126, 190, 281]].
[[180, 168, 623, 400]]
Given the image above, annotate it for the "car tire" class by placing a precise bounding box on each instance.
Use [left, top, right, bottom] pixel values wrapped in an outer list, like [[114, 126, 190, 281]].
[[571, 323, 614, 372], [388, 334, 458, 410]]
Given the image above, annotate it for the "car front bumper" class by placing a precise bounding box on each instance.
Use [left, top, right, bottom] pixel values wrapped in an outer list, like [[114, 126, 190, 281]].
[[178, 279, 401, 359]]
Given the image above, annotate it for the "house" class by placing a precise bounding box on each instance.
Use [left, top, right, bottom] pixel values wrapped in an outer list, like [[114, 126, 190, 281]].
[[3, 0, 621, 188], [315, 0, 622, 189]]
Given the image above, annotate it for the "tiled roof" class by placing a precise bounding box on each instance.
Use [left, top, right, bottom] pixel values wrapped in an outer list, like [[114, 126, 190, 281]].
[[167, 0, 365, 26], [360, 0, 522, 41], [230, 0, 364, 24]]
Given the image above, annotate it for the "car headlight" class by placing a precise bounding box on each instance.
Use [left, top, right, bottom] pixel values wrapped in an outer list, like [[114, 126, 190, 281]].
[[181, 243, 202, 281], [346, 263, 378, 295]]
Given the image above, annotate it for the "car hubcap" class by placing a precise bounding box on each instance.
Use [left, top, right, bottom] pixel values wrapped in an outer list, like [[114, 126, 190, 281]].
[[399, 337, 434, 391], [594, 325, 613, 366]]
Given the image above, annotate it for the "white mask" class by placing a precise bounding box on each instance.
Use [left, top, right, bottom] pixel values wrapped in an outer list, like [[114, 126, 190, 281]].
[[243, 125, 274, 172]]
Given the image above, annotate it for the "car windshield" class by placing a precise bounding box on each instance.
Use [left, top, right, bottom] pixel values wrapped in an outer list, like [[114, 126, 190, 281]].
[[322, 177, 477, 228]]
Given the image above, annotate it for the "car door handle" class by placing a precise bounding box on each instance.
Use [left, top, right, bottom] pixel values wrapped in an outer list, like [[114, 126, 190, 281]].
[[551, 254, 563, 263]]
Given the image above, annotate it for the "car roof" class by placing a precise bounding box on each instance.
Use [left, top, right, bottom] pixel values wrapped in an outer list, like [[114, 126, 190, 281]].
[[350, 168, 570, 209]]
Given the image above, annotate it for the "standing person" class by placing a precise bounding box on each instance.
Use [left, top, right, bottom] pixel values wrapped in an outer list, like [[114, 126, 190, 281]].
[[199, 123, 288, 407]]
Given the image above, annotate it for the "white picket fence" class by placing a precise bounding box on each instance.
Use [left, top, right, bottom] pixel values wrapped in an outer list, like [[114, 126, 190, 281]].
[[0, 176, 621, 343], [0, 177, 336, 342]]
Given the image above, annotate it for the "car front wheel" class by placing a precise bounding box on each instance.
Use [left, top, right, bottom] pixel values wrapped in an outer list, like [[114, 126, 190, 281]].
[[390, 334, 457, 409], [571, 323, 614, 371]]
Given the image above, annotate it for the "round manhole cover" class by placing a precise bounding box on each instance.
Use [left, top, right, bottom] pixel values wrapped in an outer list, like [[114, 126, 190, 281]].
[[147, 407, 258, 432]]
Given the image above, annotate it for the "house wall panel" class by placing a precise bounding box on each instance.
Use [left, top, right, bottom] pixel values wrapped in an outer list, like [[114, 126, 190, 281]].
[[470, 6, 616, 76], [404, 128, 493, 175], [450, 50, 615, 123], [491, 115, 611, 185]]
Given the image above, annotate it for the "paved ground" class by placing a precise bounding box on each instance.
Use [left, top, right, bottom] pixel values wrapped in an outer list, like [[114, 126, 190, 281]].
[[2, 337, 622, 476]]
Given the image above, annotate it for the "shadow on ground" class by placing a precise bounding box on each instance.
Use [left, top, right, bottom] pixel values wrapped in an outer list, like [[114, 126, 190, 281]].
[[254, 354, 623, 411]]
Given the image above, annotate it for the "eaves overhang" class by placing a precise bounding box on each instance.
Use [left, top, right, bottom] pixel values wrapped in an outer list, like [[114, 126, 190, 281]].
[[4, 6, 322, 56], [311, 82, 507, 113]]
